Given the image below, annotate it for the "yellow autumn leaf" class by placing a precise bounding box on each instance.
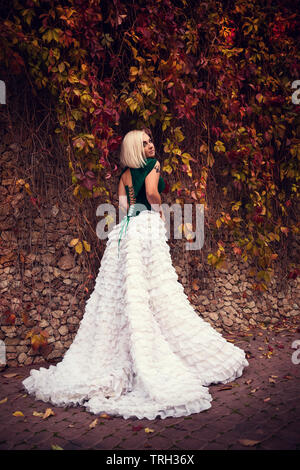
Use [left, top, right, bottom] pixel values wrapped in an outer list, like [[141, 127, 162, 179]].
[[24, 183, 33, 195], [214, 140, 226, 153], [89, 418, 98, 429], [43, 408, 55, 419], [75, 241, 83, 254], [0, 397, 8, 404], [183, 223, 193, 232], [33, 411, 44, 417], [58, 62, 65, 73], [130, 66, 139, 76], [280, 226, 289, 235], [144, 427, 154, 433], [13, 411, 24, 417], [163, 164, 173, 174], [69, 238, 80, 247], [51, 444, 64, 450], [83, 240, 91, 252], [239, 439, 261, 447], [99, 413, 112, 419], [73, 185, 80, 196]]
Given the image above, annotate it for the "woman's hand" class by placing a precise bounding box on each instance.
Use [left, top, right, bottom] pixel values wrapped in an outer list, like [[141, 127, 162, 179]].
[[160, 210, 165, 222]]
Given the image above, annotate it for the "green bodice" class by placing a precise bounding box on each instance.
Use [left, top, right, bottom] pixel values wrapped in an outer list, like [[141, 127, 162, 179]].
[[120, 158, 165, 216], [118, 158, 165, 257]]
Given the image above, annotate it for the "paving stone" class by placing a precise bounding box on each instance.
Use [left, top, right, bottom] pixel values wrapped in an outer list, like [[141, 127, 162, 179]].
[[175, 436, 207, 450], [97, 435, 123, 449], [146, 434, 173, 449], [0, 325, 299, 451]]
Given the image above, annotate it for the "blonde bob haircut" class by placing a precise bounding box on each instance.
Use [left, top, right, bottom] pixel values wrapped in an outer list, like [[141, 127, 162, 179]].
[[120, 130, 148, 169]]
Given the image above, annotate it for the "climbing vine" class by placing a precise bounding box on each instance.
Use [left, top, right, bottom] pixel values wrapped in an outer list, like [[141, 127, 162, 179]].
[[0, 0, 299, 291]]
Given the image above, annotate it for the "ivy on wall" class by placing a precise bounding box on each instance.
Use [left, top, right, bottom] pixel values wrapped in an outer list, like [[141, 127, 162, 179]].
[[0, 0, 299, 292]]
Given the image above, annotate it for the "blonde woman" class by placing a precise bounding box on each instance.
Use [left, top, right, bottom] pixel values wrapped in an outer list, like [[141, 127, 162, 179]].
[[23, 129, 249, 420]]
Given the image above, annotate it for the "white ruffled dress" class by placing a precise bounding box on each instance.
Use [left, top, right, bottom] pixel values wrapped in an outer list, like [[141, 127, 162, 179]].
[[23, 160, 249, 420]]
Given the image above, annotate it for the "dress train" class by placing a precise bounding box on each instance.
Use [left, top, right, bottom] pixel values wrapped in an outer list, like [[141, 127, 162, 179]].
[[22, 210, 249, 420]]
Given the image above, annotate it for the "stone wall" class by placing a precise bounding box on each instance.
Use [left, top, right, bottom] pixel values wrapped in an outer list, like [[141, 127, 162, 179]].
[[0, 124, 105, 367], [0, 129, 299, 368]]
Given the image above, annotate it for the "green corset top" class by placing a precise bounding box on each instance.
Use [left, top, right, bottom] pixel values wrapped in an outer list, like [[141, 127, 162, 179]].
[[120, 158, 165, 216], [118, 158, 165, 257]]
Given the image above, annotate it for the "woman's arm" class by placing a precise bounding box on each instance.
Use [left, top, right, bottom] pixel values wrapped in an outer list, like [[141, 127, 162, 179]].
[[118, 177, 129, 212], [145, 160, 165, 220]]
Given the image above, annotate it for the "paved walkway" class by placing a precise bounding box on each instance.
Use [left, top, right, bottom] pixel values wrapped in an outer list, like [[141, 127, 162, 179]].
[[0, 322, 299, 451]]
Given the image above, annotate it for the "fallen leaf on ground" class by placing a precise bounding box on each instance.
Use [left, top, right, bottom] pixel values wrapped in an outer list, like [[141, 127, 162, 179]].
[[43, 408, 55, 419], [51, 444, 64, 450], [67, 424, 75, 428], [144, 427, 155, 433], [218, 385, 233, 391], [89, 418, 98, 429], [269, 377, 276, 383], [99, 413, 112, 419], [132, 425, 143, 431], [245, 379, 253, 385], [3, 373, 18, 378], [263, 397, 271, 402], [33, 411, 44, 417], [0, 397, 8, 404], [283, 375, 293, 380], [239, 439, 261, 447], [13, 411, 24, 417], [250, 388, 259, 394]]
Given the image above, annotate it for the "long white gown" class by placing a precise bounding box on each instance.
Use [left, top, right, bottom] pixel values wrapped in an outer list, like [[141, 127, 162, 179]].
[[22, 207, 249, 420]]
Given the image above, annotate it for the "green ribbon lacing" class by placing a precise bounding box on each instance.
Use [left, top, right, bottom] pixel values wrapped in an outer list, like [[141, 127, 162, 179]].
[[118, 204, 136, 258]]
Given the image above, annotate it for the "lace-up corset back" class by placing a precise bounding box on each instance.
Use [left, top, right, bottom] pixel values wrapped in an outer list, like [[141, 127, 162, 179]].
[[120, 158, 165, 217], [123, 169, 136, 207]]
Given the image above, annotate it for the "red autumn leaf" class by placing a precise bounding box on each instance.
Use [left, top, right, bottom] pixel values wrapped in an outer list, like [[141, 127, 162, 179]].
[[21, 312, 30, 326], [3, 311, 16, 325], [40, 330, 49, 338], [132, 425, 143, 432]]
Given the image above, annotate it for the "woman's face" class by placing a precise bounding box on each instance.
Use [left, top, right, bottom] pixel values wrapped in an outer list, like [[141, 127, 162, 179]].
[[142, 132, 155, 158]]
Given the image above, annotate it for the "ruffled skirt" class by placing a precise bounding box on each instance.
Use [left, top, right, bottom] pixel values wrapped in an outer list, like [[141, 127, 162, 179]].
[[22, 210, 249, 420]]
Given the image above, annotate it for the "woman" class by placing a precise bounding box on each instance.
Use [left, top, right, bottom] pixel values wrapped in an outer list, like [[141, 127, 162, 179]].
[[22, 129, 249, 420]]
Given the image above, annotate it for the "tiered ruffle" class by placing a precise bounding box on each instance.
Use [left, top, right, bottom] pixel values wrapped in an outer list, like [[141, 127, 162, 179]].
[[22, 210, 249, 420]]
